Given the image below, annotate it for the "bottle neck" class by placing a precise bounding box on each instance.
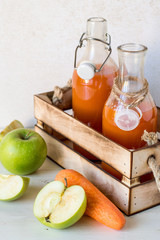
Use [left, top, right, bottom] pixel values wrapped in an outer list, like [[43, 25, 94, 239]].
[[86, 17, 107, 41], [83, 17, 109, 64], [86, 40, 107, 53], [118, 44, 147, 93]]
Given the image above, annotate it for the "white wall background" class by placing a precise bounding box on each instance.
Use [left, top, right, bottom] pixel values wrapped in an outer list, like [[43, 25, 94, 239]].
[[0, 0, 160, 128]]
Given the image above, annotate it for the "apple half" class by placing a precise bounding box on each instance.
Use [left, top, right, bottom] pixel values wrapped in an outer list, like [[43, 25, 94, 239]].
[[33, 180, 87, 229], [0, 174, 30, 201]]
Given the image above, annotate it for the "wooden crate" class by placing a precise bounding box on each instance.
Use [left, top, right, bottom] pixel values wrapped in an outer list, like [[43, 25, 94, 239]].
[[34, 91, 160, 216]]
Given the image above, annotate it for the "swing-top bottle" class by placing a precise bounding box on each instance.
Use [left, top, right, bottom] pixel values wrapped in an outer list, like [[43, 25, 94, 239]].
[[72, 17, 118, 133]]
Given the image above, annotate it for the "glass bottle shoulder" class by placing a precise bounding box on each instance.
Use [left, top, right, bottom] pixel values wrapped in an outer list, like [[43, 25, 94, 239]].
[[104, 90, 157, 114]]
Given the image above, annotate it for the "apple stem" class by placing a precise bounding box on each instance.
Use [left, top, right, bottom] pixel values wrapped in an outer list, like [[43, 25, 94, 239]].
[[64, 178, 68, 188], [24, 131, 32, 140]]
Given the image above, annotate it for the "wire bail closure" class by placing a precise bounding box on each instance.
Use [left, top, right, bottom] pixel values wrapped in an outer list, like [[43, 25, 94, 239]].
[[74, 32, 112, 73]]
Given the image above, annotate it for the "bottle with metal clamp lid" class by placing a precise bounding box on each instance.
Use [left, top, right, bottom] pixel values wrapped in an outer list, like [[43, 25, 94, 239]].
[[72, 17, 118, 135]]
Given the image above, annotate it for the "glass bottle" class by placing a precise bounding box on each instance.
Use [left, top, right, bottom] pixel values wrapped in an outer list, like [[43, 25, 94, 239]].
[[102, 43, 157, 149], [72, 17, 118, 132], [72, 17, 118, 160]]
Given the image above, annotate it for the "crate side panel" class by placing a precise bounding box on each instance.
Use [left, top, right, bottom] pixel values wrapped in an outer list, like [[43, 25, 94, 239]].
[[131, 107, 160, 178], [35, 125, 130, 215], [36, 92, 53, 104], [130, 181, 160, 214], [157, 107, 160, 132], [34, 95, 131, 178], [132, 143, 160, 178]]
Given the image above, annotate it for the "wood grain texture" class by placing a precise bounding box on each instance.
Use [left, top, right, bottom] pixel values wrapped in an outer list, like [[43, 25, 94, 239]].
[[43, 123, 53, 135], [131, 106, 160, 177], [37, 119, 66, 141], [122, 175, 140, 187], [34, 94, 132, 178], [37, 92, 53, 104], [158, 107, 160, 132], [35, 125, 130, 215], [130, 180, 160, 215], [52, 87, 72, 110], [132, 143, 160, 178]]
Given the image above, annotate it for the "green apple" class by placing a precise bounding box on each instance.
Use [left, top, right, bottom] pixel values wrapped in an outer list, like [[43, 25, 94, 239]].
[[0, 128, 47, 175], [33, 180, 87, 229], [0, 120, 24, 142], [0, 174, 30, 201]]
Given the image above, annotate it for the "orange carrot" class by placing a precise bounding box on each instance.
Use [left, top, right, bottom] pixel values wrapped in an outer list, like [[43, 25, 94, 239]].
[[55, 169, 126, 230]]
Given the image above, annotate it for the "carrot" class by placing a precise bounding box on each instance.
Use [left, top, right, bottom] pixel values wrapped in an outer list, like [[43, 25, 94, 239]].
[[55, 169, 126, 230]]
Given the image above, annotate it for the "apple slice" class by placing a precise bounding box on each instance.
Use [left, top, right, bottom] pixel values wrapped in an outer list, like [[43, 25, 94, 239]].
[[0, 120, 24, 142], [33, 180, 87, 229], [0, 174, 30, 201]]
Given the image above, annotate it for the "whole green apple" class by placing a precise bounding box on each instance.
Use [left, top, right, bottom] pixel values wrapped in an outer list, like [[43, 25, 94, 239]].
[[0, 128, 47, 175]]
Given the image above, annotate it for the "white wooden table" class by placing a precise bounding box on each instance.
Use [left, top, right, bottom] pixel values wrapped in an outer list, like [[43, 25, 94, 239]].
[[0, 157, 160, 240]]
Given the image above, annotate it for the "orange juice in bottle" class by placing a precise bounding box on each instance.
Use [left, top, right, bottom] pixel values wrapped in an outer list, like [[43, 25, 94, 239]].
[[73, 65, 118, 132], [72, 17, 118, 159], [102, 43, 157, 150]]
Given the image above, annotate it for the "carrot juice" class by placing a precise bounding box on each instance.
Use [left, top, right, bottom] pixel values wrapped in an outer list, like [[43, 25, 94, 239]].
[[72, 17, 118, 160], [102, 98, 157, 149], [72, 65, 117, 160], [102, 43, 157, 150], [72, 65, 118, 133]]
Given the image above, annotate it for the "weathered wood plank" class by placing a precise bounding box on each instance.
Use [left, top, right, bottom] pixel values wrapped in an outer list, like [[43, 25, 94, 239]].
[[37, 92, 52, 104], [34, 94, 132, 178], [158, 107, 160, 132], [132, 143, 160, 178], [130, 180, 160, 215]]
